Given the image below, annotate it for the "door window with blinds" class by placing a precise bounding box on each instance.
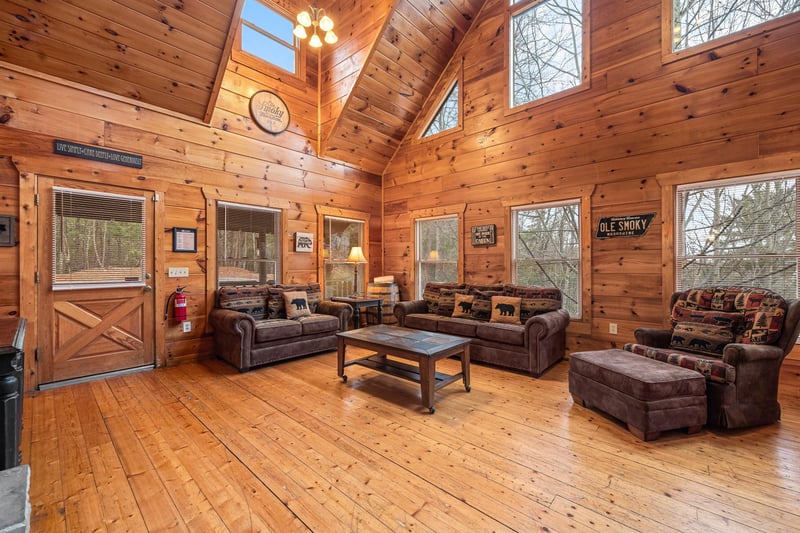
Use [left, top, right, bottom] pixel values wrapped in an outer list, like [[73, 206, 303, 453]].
[[322, 216, 365, 299], [217, 202, 281, 286], [53, 187, 146, 289], [676, 172, 799, 298]]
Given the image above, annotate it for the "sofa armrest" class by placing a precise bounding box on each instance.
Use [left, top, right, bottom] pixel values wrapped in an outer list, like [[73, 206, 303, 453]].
[[525, 309, 570, 342], [722, 342, 784, 365], [394, 300, 428, 326], [634, 327, 672, 348], [316, 301, 353, 331], [208, 308, 256, 371]]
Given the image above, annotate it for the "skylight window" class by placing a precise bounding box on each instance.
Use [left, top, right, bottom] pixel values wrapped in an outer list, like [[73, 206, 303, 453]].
[[240, 0, 297, 74]]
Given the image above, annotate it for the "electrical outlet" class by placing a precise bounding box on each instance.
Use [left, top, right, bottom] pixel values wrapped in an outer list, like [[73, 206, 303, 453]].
[[182, 321, 192, 333], [168, 267, 189, 278], [609, 323, 618, 335]]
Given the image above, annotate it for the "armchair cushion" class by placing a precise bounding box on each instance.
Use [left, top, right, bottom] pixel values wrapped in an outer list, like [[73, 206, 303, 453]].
[[669, 322, 734, 355]]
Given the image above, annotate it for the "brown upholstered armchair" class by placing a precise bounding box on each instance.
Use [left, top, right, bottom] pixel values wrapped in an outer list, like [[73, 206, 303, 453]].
[[624, 287, 800, 429]]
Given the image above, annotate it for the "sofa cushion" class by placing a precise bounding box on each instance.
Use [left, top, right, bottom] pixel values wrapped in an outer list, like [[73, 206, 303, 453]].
[[624, 343, 736, 384], [267, 286, 288, 319], [298, 314, 340, 335], [476, 322, 525, 346], [437, 317, 478, 337], [670, 322, 734, 356], [284, 291, 312, 319], [673, 286, 787, 345], [254, 319, 302, 343], [451, 293, 475, 318], [504, 285, 562, 321], [490, 296, 522, 324], [218, 285, 268, 319], [422, 283, 465, 314], [472, 290, 505, 321], [404, 313, 441, 332]]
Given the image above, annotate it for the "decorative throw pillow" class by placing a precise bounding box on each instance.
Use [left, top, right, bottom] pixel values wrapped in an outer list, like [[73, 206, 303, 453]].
[[670, 322, 733, 356], [217, 285, 268, 319], [471, 290, 505, 321], [437, 288, 469, 316], [283, 291, 311, 319], [267, 286, 287, 319], [489, 296, 522, 324], [504, 284, 562, 321], [451, 293, 475, 318]]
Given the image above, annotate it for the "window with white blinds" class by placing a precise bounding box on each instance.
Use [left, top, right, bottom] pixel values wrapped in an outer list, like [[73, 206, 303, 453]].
[[53, 187, 146, 288], [217, 202, 281, 286], [676, 172, 799, 298]]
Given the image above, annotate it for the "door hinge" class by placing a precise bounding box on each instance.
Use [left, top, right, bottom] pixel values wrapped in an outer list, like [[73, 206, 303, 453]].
[[34, 193, 40, 206], [34, 348, 39, 362], [34, 272, 40, 284]]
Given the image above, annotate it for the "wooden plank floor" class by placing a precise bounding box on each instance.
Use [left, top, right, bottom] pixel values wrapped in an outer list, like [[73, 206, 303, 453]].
[[22, 351, 800, 532]]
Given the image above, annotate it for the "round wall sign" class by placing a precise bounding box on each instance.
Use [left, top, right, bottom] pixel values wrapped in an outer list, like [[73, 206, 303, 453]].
[[249, 90, 290, 134]]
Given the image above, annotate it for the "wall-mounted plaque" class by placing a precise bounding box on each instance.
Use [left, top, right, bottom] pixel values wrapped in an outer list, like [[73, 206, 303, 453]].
[[294, 232, 313, 252], [596, 213, 655, 239], [250, 90, 290, 134], [173, 227, 197, 253], [471, 224, 496, 246]]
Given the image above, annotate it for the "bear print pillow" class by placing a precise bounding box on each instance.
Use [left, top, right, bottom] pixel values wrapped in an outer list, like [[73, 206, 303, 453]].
[[284, 291, 311, 319]]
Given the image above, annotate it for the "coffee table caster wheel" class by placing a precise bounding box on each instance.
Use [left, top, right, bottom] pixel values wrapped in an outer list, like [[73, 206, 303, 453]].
[[465, 385, 471, 392], [341, 375, 347, 383], [429, 406, 435, 414]]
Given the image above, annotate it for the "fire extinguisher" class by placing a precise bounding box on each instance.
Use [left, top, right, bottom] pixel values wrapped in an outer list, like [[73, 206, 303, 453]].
[[165, 287, 187, 323]]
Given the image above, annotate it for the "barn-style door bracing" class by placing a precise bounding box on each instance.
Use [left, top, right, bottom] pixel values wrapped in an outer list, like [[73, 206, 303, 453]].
[[36, 178, 155, 386]]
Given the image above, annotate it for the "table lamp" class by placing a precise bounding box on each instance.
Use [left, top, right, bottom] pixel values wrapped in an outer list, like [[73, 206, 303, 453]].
[[346, 246, 367, 296]]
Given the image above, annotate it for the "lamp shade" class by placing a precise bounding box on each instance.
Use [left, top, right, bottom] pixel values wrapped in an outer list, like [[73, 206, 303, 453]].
[[347, 246, 367, 263], [324, 30, 338, 44], [309, 33, 323, 48]]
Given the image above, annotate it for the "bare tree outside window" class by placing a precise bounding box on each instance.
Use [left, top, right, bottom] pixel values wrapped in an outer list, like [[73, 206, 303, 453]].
[[511, 0, 583, 107], [217, 202, 280, 286], [513, 202, 581, 316], [423, 82, 459, 137], [416, 217, 459, 297], [677, 176, 798, 297], [672, 0, 800, 51]]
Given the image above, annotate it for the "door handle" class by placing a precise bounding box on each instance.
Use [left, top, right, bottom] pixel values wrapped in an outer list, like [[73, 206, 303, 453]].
[[143, 285, 153, 292]]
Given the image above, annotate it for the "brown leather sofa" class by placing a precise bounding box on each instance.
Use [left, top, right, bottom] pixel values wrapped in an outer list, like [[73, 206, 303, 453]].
[[393, 283, 570, 377], [208, 283, 352, 372]]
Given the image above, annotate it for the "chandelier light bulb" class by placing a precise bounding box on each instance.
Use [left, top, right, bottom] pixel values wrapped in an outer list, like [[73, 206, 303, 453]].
[[324, 31, 337, 44], [309, 32, 323, 48], [293, 25, 307, 39], [297, 10, 312, 27], [319, 15, 334, 32]]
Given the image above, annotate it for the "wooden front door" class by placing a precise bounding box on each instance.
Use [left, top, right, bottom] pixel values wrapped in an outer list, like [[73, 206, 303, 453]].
[[37, 178, 155, 385]]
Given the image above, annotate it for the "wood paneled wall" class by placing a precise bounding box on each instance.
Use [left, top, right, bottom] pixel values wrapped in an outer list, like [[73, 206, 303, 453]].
[[0, 53, 381, 390], [382, 0, 800, 358]]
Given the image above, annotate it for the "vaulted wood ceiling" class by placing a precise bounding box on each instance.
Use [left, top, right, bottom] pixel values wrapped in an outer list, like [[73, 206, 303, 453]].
[[0, 0, 485, 175]]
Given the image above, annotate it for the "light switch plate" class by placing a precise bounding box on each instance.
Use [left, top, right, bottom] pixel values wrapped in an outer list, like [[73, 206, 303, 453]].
[[168, 267, 189, 278], [182, 321, 192, 333]]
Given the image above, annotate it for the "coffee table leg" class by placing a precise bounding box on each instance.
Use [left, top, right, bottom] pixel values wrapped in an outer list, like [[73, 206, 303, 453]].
[[421, 356, 435, 413], [337, 337, 347, 382], [461, 344, 471, 392]]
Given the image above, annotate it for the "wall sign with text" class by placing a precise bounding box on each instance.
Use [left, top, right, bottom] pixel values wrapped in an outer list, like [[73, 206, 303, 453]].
[[250, 90, 290, 134], [596, 213, 655, 239], [471, 224, 496, 246]]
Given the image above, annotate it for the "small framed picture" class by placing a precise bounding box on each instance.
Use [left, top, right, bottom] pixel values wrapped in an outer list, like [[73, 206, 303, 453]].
[[0, 215, 15, 247], [471, 224, 496, 246], [295, 232, 314, 252], [173, 227, 197, 253]]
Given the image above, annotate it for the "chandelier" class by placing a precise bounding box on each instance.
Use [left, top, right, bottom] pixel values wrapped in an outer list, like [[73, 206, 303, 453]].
[[293, 4, 337, 48]]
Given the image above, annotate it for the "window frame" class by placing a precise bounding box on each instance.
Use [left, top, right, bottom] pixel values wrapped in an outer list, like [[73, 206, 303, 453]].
[[506, 0, 591, 113], [415, 215, 461, 297], [316, 206, 371, 299], [674, 171, 799, 297], [510, 198, 584, 318], [215, 201, 282, 288], [409, 205, 465, 299], [232, 0, 306, 81], [662, 0, 800, 62]]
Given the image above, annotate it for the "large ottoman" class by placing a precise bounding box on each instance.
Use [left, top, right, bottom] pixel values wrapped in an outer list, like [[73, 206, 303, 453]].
[[569, 349, 707, 441]]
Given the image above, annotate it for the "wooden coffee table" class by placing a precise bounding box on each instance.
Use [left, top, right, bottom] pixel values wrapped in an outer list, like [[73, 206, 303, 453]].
[[337, 325, 471, 413]]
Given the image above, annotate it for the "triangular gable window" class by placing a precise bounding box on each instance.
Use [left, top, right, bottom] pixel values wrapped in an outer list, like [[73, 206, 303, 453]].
[[423, 82, 459, 138]]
